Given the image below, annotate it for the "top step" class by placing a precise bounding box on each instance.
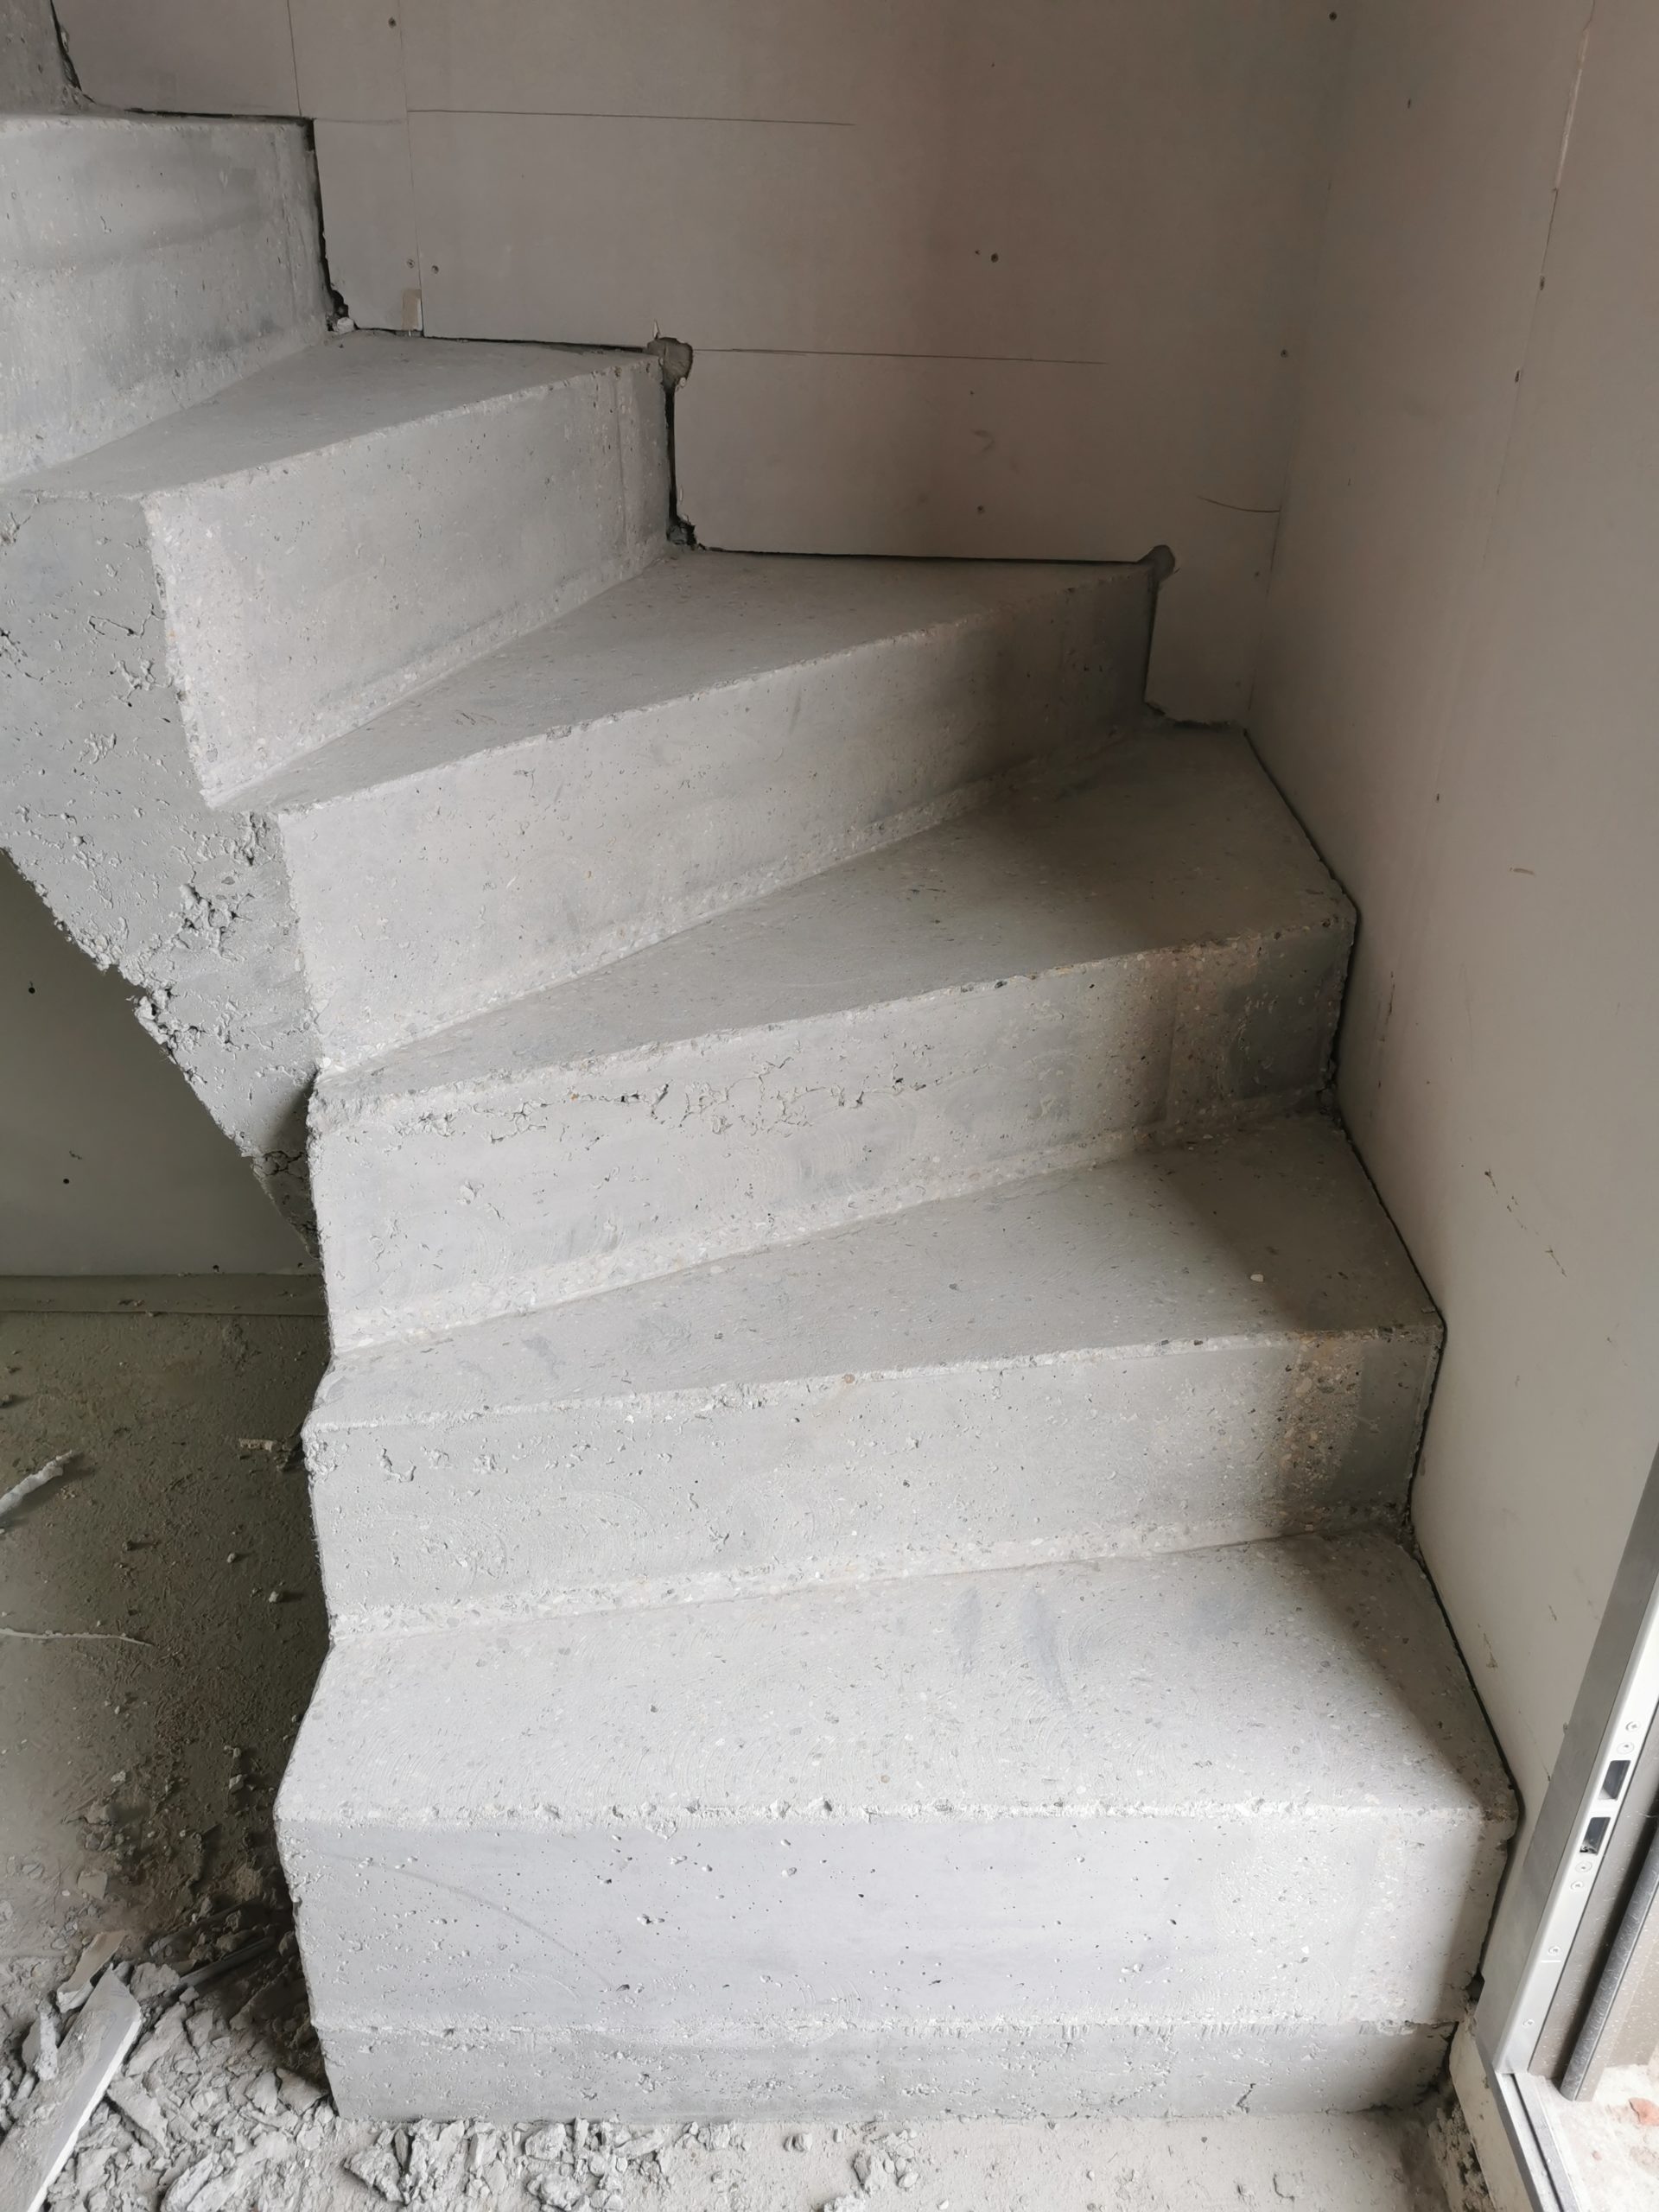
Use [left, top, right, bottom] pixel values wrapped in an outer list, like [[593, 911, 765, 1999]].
[[1, 116, 327, 482], [15, 335, 668, 802]]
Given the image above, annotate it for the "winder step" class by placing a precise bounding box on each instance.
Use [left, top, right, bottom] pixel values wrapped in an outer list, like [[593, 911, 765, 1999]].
[[307, 1116, 1437, 1629], [264, 550, 1154, 1062], [310, 728, 1350, 1345]]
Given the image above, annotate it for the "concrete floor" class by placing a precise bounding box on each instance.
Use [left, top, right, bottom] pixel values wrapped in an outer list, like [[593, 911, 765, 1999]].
[[0, 1292, 1484, 2210], [1542, 2062, 1659, 2210]]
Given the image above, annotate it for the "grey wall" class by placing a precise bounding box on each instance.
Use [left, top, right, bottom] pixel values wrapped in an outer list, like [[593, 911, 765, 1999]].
[[52, 0, 1357, 728], [0, 0, 73, 109], [1, 855, 308, 1272], [1252, 0, 1659, 1847]]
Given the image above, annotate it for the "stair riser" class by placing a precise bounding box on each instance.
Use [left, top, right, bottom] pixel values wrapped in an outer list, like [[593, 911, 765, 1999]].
[[308, 1330, 1437, 1629], [315, 925, 1345, 1346], [85, 355, 666, 805], [278, 570, 1151, 1065], [2, 118, 327, 480], [315, 2016, 1454, 2124], [284, 1808, 1496, 2096]]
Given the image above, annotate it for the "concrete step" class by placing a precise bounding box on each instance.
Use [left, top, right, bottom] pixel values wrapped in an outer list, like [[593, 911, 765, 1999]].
[[311, 730, 1350, 1346], [12, 334, 666, 802], [308, 1117, 1438, 1630], [264, 550, 1153, 1064], [278, 1532, 1514, 2121], [0, 115, 327, 482]]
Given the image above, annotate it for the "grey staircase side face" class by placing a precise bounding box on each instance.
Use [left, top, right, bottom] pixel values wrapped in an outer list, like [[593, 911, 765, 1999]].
[[0, 490, 316, 1215], [306, 1121, 1441, 1628], [22, 338, 669, 804], [1, 340, 667, 1197], [277, 1536, 1514, 2121], [0, 117, 327, 483], [272, 557, 1153, 1064]]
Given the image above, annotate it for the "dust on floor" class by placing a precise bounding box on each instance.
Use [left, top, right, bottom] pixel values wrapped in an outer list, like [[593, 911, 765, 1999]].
[[1542, 2060, 1659, 2210], [0, 1292, 1474, 2211]]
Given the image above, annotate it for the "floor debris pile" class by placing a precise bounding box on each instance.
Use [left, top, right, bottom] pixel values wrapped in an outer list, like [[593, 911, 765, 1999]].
[[1, 1898, 949, 2212]]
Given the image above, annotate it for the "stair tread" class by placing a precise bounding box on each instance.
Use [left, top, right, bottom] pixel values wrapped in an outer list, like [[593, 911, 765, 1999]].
[[312, 1116, 1434, 1427], [323, 728, 1347, 1109], [255, 549, 1135, 816], [21, 332, 635, 499], [281, 1532, 1511, 1832]]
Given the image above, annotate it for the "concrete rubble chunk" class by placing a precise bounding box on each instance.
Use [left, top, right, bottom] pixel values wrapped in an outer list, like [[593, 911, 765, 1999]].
[[19, 2011, 56, 2083], [105, 2073, 167, 2148], [56, 1931, 129, 2012]]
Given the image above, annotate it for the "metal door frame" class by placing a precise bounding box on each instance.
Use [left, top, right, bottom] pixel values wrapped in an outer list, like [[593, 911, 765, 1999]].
[[1468, 1444, 1659, 2209]]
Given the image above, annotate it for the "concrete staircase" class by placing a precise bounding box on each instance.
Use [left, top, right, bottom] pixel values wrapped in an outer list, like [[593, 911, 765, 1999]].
[[1, 112, 1514, 2125]]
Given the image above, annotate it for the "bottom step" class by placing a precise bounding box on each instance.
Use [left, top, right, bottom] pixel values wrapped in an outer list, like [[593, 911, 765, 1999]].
[[278, 1535, 1513, 2122]]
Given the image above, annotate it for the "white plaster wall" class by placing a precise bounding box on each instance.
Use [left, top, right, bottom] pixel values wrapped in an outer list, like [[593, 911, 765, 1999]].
[[54, 0, 1355, 725], [1252, 0, 1659, 1838]]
